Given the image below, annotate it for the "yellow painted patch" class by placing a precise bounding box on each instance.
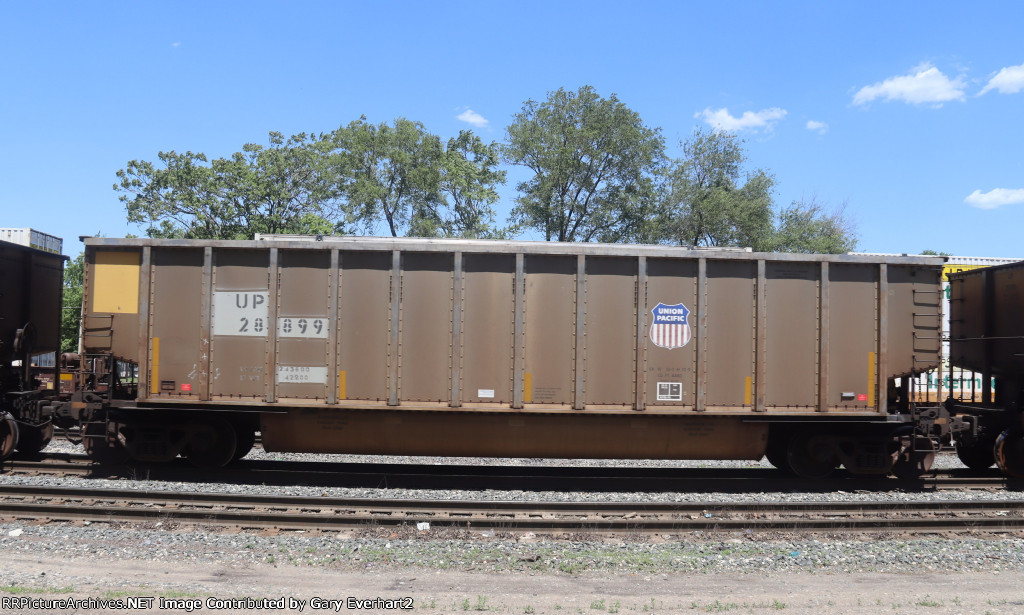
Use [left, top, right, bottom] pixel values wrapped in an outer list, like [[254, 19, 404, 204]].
[[60, 373, 72, 381], [867, 352, 877, 408], [150, 337, 160, 395], [92, 250, 140, 314], [745, 377, 752, 406], [339, 370, 347, 399], [942, 264, 989, 281], [524, 372, 532, 404]]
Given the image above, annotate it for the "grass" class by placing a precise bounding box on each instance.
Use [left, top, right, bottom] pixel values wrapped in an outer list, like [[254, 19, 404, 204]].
[[701, 600, 739, 612], [461, 596, 490, 611], [1, 585, 75, 595], [915, 595, 944, 607], [690, 600, 787, 611]]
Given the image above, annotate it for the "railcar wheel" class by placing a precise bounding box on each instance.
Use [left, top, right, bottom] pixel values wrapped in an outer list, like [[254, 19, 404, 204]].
[[82, 421, 130, 464], [1, 413, 19, 461], [232, 425, 256, 461], [890, 427, 935, 480], [14, 420, 53, 456], [185, 418, 237, 468], [994, 429, 1024, 479], [956, 432, 996, 470], [786, 430, 837, 479]]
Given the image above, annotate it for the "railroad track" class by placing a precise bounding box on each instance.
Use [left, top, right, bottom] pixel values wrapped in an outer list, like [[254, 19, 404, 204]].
[[1, 483, 1023, 535], [0, 453, 1016, 492]]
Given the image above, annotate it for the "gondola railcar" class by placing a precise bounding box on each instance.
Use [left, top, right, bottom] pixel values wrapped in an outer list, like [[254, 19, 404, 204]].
[[57, 236, 965, 478]]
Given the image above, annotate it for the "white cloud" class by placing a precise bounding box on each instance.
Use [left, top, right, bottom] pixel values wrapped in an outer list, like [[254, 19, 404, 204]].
[[172, 42, 181, 48], [456, 108, 488, 128], [852, 63, 965, 106], [979, 62, 1024, 95], [964, 188, 1024, 209], [805, 120, 828, 134], [694, 107, 787, 132]]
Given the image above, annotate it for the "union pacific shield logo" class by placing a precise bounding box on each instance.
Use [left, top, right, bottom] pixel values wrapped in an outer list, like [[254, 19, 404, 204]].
[[649, 302, 692, 349]]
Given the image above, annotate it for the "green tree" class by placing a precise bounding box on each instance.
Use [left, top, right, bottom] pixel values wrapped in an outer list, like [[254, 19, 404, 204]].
[[771, 197, 858, 253], [116, 131, 342, 240], [503, 86, 665, 242], [330, 117, 443, 237], [647, 130, 857, 254], [654, 129, 775, 249], [60, 253, 83, 354], [435, 131, 509, 238]]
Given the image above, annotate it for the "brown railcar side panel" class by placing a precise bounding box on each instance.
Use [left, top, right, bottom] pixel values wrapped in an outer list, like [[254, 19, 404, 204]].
[[950, 264, 1024, 379], [0, 245, 66, 366], [765, 262, 818, 407], [262, 409, 768, 459], [888, 265, 941, 376], [337, 252, 390, 401], [398, 252, 453, 403], [461, 254, 515, 404], [584, 257, 637, 406], [828, 264, 878, 409], [148, 248, 203, 397], [275, 250, 331, 401], [0, 247, 28, 364], [0, 245, 63, 358], [704, 260, 755, 407], [210, 250, 270, 399], [950, 271, 986, 374], [645, 258, 698, 407], [992, 266, 1024, 378], [523, 255, 576, 406], [28, 254, 63, 354], [80, 238, 948, 419]]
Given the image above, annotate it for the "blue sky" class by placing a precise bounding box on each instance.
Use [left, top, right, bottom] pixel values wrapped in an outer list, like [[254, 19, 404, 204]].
[[2, 1, 1022, 257]]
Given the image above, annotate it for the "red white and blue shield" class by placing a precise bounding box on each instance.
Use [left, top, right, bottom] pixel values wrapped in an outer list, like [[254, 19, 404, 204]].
[[649, 302, 692, 349]]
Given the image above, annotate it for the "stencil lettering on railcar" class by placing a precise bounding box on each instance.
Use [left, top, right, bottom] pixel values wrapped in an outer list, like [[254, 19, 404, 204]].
[[213, 291, 270, 337], [649, 302, 692, 349], [278, 317, 328, 338], [277, 365, 328, 384]]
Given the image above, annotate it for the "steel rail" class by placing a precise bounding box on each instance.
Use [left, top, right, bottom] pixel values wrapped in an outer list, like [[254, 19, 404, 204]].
[[1, 484, 1023, 535], [0, 455, 1014, 491]]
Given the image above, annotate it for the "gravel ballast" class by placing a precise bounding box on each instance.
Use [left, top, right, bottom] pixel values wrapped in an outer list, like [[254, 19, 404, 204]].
[[3, 442, 1024, 613]]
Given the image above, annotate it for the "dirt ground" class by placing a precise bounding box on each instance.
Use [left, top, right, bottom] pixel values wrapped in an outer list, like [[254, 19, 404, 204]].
[[2, 554, 1022, 615]]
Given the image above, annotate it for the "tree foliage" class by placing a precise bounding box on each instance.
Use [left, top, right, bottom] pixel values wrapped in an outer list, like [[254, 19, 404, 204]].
[[117, 122, 507, 240], [504, 86, 665, 242], [116, 132, 341, 240], [329, 119, 508, 238], [771, 197, 858, 253], [650, 129, 775, 249], [643, 129, 857, 253], [60, 253, 83, 354], [331, 117, 443, 237], [435, 131, 509, 239], [115, 88, 858, 253]]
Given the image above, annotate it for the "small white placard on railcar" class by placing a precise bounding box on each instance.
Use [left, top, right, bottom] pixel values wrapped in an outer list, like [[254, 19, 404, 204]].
[[213, 291, 270, 336], [477, 389, 495, 398], [276, 366, 328, 384], [657, 382, 683, 401]]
